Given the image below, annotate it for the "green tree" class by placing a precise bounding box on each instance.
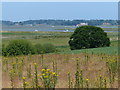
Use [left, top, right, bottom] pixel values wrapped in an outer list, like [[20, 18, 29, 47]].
[[68, 26, 110, 50]]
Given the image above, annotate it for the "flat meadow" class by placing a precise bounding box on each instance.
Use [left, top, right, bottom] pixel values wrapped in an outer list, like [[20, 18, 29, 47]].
[[1, 28, 119, 88]]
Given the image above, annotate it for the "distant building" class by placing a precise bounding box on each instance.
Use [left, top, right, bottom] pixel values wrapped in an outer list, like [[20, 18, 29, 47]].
[[25, 24, 33, 26], [35, 30, 38, 32], [15, 23, 19, 26], [102, 23, 111, 25], [76, 23, 88, 26]]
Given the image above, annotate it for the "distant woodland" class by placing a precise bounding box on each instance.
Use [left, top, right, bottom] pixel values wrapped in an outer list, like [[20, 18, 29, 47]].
[[2, 19, 118, 26]]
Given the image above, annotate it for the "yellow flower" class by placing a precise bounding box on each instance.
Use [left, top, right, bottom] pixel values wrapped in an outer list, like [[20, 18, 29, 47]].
[[46, 72, 49, 73], [44, 76, 48, 78], [86, 79, 89, 81], [9, 69, 14, 73], [38, 85, 41, 87], [42, 69, 45, 71], [37, 74, 40, 76], [52, 72, 56, 75], [42, 74, 45, 76], [22, 77, 26, 80], [76, 57, 79, 60], [18, 62, 21, 64], [34, 63, 37, 65], [25, 82, 29, 85], [46, 69, 50, 71]]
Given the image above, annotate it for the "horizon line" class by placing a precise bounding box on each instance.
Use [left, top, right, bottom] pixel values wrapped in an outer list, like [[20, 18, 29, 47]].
[[1, 19, 118, 22]]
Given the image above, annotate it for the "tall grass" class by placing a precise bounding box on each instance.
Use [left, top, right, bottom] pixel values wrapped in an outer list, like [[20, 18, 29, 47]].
[[2, 53, 119, 88]]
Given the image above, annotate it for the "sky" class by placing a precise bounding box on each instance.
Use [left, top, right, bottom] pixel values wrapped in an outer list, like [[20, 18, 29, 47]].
[[2, 2, 118, 22]]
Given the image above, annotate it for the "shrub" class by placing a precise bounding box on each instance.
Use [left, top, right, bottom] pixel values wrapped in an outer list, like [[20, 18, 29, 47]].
[[5, 39, 35, 56], [69, 26, 110, 50], [2, 44, 7, 56], [34, 44, 45, 54], [43, 43, 56, 53]]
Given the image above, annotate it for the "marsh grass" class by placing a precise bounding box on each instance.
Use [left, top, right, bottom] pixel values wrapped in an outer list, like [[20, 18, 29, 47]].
[[2, 53, 118, 88]]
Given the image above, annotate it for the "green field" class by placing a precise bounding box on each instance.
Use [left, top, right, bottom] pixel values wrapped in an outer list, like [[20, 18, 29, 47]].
[[1, 28, 118, 55]]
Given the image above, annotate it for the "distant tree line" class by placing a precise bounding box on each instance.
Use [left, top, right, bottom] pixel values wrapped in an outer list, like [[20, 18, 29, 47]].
[[2, 19, 118, 26]]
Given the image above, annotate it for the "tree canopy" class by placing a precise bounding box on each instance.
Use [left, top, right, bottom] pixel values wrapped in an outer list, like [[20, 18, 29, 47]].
[[68, 26, 110, 50]]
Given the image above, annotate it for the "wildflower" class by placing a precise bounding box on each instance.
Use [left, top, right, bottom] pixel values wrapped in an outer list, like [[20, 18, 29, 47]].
[[25, 82, 29, 85], [104, 77, 106, 79], [42, 69, 45, 71], [34, 63, 37, 65], [37, 74, 40, 76], [38, 85, 41, 87], [46, 69, 50, 71], [44, 76, 48, 78], [86, 79, 89, 81], [22, 77, 26, 80], [52, 72, 56, 75], [9, 70, 13, 73], [42, 74, 45, 76], [18, 62, 21, 64], [46, 72, 49, 73], [76, 57, 79, 61]]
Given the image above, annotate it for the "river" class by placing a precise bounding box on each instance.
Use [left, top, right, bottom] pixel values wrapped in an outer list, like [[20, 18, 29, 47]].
[[2, 25, 118, 32]]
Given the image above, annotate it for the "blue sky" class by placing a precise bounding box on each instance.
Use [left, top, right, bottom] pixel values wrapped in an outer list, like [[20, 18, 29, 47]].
[[2, 2, 118, 22]]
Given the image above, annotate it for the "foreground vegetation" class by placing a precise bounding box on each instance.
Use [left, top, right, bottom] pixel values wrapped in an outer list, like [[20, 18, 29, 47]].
[[2, 28, 119, 88], [2, 53, 118, 88]]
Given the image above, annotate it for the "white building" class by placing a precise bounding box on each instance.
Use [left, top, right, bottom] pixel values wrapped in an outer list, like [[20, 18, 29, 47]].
[[76, 23, 88, 26], [102, 23, 111, 25]]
